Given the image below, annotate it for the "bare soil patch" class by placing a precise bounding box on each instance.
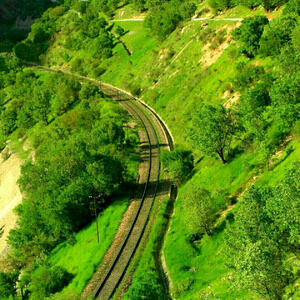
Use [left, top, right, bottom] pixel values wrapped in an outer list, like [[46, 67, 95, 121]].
[[0, 152, 22, 257]]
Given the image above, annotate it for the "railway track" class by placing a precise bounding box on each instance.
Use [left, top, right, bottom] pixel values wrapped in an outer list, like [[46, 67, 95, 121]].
[[24, 63, 172, 299], [91, 89, 163, 299]]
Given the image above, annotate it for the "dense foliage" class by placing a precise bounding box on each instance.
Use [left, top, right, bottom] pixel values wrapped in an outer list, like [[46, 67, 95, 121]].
[[0, 56, 139, 297], [161, 149, 194, 185], [225, 164, 300, 299], [1, 0, 300, 298], [209, 0, 289, 11], [145, 0, 196, 40]]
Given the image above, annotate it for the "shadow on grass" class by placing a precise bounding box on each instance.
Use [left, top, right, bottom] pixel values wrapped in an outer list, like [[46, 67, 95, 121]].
[[270, 145, 294, 171]]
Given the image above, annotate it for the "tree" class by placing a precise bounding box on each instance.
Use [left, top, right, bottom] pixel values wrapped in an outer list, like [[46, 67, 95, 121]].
[[183, 184, 216, 235], [269, 73, 300, 136], [145, 0, 196, 40], [261, 0, 285, 10], [208, 0, 235, 11], [87, 156, 123, 197], [191, 104, 236, 163], [284, 0, 300, 15], [238, 0, 261, 9], [161, 149, 194, 185], [265, 162, 300, 254], [232, 16, 269, 57], [238, 83, 270, 142], [29, 265, 72, 299], [260, 15, 297, 57], [225, 186, 293, 299], [115, 25, 125, 37], [0, 271, 18, 298], [0, 108, 17, 136]]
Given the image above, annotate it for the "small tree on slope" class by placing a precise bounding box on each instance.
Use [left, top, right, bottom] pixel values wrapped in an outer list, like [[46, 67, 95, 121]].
[[191, 104, 237, 164]]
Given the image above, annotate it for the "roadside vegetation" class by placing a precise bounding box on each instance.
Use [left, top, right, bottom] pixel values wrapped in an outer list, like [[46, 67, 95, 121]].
[[0, 53, 139, 298], [0, 0, 299, 299]]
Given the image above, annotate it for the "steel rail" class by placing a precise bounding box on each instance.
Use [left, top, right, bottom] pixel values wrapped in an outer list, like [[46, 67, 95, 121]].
[[93, 96, 161, 299]]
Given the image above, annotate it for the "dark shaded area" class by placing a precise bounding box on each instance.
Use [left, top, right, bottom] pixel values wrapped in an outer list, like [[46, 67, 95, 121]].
[[0, 0, 55, 25], [0, 0, 59, 53]]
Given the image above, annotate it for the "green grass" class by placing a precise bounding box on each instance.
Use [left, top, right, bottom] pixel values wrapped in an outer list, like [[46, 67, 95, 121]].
[[164, 137, 300, 299], [164, 151, 260, 299], [46, 197, 129, 297], [36, 2, 299, 298]]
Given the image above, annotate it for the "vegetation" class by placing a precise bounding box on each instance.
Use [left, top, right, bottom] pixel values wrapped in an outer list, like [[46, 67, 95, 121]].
[[0, 53, 139, 298], [30, 198, 129, 298], [225, 164, 300, 299], [161, 149, 194, 185], [191, 104, 236, 163], [0, 0, 299, 299]]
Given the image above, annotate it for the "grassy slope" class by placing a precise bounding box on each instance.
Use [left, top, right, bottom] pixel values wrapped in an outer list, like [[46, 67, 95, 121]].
[[164, 138, 300, 299], [38, 1, 299, 298], [43, 197, 129, 298]]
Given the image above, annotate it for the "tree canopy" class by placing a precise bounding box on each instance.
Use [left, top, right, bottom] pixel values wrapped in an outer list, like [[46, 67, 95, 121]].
[[191, 104, 236, 163]]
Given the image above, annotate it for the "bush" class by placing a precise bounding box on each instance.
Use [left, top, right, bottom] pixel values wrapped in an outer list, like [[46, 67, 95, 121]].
[[260, 15, 297, 57], [232, 16, 269, 57], [29, 266, 72, 299], [145, 0, 196, 40], [208, 0, 236, 11], [161, 149, 194, 185], [0, 272, 18, 298]]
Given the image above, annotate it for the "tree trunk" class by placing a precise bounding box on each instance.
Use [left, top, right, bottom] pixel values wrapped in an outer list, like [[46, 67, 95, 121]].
[[217, 149, 227, 164]]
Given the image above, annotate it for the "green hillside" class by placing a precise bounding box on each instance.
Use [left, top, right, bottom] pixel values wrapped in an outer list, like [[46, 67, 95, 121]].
[[0, 0, 299, 299]]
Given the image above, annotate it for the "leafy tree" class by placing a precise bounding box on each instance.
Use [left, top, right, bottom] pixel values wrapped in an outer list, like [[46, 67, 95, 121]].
[[145, 0, 196, 40], [225, 163, 299, 299], [261, 0, 286, 10], [183, 184, 216, 235], [0, 108, 17, 136], [277, 24, 300, 74], [232, 16, 269, 57], [269, 73, 300, 135], [29, 265, 72, 299], [284, 0, 300, 15], [0, 271, 18, 298], [265, 162, 300, 254], [161, 149, 194, 185], [238, 0, 261, 9], [115, 25, 125, 37], [238, 83, 270, 142], [87, 156, 123, 196], [131, 0, 146, 12], [225, 186, 293, 299], [208, 0, 235, 11], [260, 15, 297, 57], [191, 104, 236, 163], [89, 29, 113, 59]]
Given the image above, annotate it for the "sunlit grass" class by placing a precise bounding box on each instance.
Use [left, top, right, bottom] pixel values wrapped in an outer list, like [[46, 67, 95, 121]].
[[47, 197, 129, 296]]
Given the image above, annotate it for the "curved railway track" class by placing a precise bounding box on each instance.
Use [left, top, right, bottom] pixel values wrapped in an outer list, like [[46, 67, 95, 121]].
[[92, 96, 162, 300], [23, 63, 172, 299]]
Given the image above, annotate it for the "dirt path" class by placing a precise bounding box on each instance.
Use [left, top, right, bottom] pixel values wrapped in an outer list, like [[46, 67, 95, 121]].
[[113, 17, 243, 22], [0, 153, 22, 257]]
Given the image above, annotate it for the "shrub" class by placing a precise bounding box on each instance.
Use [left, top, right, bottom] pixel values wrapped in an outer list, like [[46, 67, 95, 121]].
[[161, 149, 194, 185], [260, 15, 297, 57], [29, 266, 72, 299], [208, 0, 236, 11], [232, 16, 269, 57]]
